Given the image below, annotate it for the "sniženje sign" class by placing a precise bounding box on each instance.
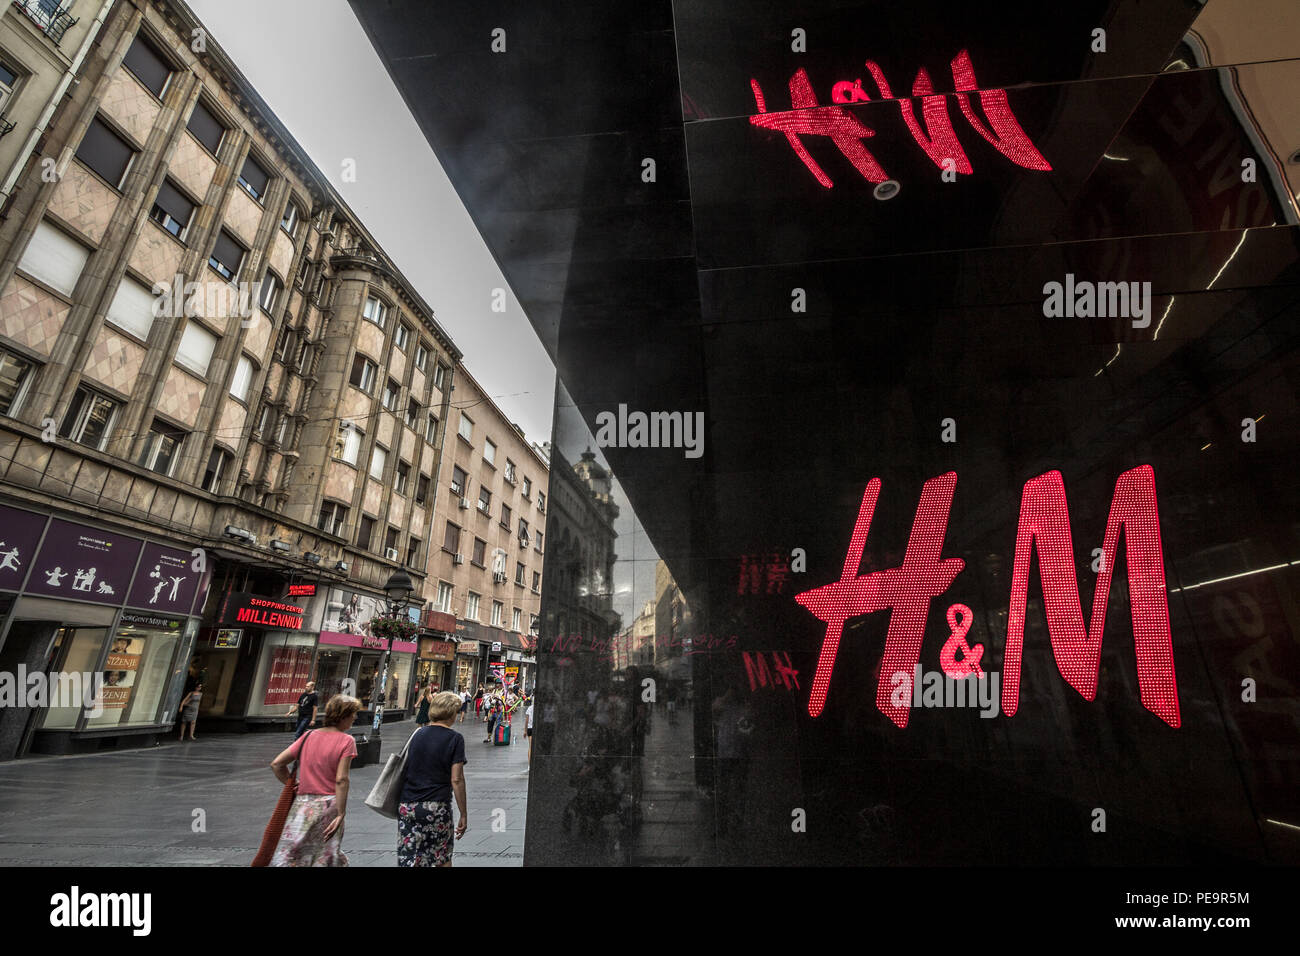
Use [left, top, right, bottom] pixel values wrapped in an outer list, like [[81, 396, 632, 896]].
[[220, 592, 305, 630]]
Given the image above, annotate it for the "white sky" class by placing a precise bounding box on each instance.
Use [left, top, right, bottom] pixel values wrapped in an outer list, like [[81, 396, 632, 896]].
[[186, 0, 556, 445]]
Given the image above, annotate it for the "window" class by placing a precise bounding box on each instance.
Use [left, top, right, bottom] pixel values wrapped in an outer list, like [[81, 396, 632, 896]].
[[415, 473, 430, 505], [335, 423, 362, 465], [136, 420, 184, 476], [149, 179, 194, 239], [395, 461, 410, 495], [515, 562, 525, 586], [229, 355, 253, 401], [281, 201, 299, 237], [105, 276, 156, 340], [491, 601, 503, 627], [317, 501, 348, 536], [369, 445, 387, 481], [382, 378, 399, 411], [436, 581, 453, 613], [274, 326, 292, 363], [471, 538, 486, 567], [384, 527, 399, 556], [512, 608, 522, 632], [415, 342, 429, 371], [122, 33, 171, 98], [450, 465, 467, 495], [237, 154, 270, 201], [466, 591, 480, 621], [442, 522, 460, 553], [477, 486, 491, 513], [259, 273, 281, 314], [357, 515, 376, 551], [363, 295, 388, 329], [75, 117, 135, 189], [275, 412, 289, 446], [523, 477, 532, 499], [434, 364, 447, 390], [457, 412, 473, 442], [395, 322, 410, 351], [535, 530, 544, 553], [175, 321, 218, 376], [0, 349, 36, 416], [406, 537, 421, 566], [504, 459, 516, 483], [60, 389, 117, 450], [293, 339, 309, 373], [538, 492, 546, 513], [483, 438, 496, 466], [518, 518, 529, 544], [532, 571, 541, 593], [349, 354, 377, 394], [256, 404, 272, 437], [187, 99, 225, 154], [406, 399, 422, 429], [425, 414, 438, 444], [18, 220, 88, 295], [208, 230, 245, 281], [201, 447, 230, 493], [500, 503, 512, 529], [0, 60, 19, 109]]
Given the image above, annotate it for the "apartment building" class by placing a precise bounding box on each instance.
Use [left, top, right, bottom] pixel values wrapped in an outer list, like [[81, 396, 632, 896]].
[[0, 0, 461, 754], [424, 364, 547, 693]]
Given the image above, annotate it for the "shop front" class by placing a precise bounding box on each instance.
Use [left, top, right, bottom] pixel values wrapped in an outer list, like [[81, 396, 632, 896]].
[[0, 503, 207, 758], [315, 585, 417, 721], [415, 636, 456, 694], [455, 639, 480, 691]]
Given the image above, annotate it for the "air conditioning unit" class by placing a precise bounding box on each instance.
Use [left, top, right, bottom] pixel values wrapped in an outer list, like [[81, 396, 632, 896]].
[[477, 502, 491, 515], [493, 571, 506, 584], [452, 553, 464, 565], [458, 497, 469, 510], [385, 547, 400, 561]]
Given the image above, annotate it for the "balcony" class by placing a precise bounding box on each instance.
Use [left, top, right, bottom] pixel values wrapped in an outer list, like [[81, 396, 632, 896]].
[[13, 0, 78, 45], [0, 113, 13, 139]]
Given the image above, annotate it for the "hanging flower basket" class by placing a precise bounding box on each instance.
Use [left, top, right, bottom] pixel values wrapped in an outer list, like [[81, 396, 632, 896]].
[[369, 616, 418, 641]]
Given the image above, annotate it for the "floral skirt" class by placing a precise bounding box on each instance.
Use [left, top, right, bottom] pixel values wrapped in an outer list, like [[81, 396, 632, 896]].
[[271, 794, 348, 867], [397, 800, 454, 866]]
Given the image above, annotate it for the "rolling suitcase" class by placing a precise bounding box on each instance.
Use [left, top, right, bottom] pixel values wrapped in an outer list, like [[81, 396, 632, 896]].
[[493, 717, 512, 746]]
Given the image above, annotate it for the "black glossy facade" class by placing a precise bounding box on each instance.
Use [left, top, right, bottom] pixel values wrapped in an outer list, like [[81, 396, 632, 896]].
[[352, 0, 1300, 864]]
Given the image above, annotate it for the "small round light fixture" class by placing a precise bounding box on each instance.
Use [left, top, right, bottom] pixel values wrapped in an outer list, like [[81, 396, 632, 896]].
[[873, 179, 901, 201]]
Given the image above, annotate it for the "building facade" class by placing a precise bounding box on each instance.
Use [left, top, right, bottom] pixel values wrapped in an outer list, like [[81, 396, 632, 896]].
[[425, 364, 548, 694], [0, 0, 464, 755]]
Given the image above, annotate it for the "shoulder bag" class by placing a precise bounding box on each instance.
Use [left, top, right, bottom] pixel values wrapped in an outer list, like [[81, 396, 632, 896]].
[[364, 727, 422, 819], [251, 731, 312, 867]]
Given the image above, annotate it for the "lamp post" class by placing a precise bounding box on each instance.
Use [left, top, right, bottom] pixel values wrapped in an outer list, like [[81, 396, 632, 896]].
[[371, 569, 414, 740]]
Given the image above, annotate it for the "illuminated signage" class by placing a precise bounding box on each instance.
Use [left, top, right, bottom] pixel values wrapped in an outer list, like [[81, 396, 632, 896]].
[[215, 629, 242, 648], [749, 49, 1051, 188], [221, 592, 305, 631], [795, 465, 1180, 728], [288, 583, 317, 597]]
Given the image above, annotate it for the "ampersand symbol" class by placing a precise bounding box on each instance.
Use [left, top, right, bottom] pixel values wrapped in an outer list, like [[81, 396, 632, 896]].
[[939, 603, 984, 678]]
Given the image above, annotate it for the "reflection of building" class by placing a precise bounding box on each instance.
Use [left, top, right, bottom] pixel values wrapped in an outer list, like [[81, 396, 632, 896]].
[[546, 447, 620, 646], [0, 0, 468, 748], [426, 365, 548, 692]]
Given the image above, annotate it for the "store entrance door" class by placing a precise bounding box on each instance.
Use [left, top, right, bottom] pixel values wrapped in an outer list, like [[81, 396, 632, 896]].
[[0, 621, 66, 760]]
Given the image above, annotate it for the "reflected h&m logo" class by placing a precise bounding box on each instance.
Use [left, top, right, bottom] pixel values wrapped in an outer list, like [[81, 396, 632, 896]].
[[749, 50, 1051, 187], [794, 466, 1180, 728]]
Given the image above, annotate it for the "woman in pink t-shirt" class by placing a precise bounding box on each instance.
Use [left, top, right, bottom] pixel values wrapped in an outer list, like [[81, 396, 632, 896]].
[[268, 694, 360, 866]]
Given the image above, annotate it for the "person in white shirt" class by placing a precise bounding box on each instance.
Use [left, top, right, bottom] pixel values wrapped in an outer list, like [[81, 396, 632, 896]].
[[526, 698, 535, 765]]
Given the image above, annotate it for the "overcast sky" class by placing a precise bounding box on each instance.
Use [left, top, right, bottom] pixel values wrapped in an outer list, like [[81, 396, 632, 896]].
[[187, 0, 556, 446]]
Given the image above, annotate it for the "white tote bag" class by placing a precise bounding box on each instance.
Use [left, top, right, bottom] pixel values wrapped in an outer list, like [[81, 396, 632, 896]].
[[363, 727, 422, 818]]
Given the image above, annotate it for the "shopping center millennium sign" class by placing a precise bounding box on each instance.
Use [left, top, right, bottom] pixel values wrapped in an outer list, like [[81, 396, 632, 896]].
[[220, 592, 306, 631], [795, 466, 1181, 729]]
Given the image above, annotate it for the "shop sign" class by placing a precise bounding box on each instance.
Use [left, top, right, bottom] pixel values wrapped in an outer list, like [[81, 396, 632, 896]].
[[455, 640, 480, 656], [126, 542, 200, 615], [26, 519, 142, 605], [0, 504, 45, 592], [504, 665, 519, 683], [215, 629, 242, 648], [220, 592, 306, 630], [263, 645, 314, 705], [420, 638, 456, 661], [491, 641, 502, 653], [361, 635, 387, 649], [102, 634, 145, 710], [288, 583, 317, 597], [119, 611, 183, 631]]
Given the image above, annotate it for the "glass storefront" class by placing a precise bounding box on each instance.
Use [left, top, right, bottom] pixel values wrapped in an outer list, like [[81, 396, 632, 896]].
[[84, 613, 187, 729], [246, 631, 317, 718], [39, 627, 107, 730]]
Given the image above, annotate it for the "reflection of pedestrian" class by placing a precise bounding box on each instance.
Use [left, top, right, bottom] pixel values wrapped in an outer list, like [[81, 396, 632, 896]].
[[526, 697, 534, 765], [178, 683, 202, 740]]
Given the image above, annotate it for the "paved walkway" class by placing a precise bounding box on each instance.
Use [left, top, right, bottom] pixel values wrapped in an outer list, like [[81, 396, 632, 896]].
[[0, 716, 529, 866]]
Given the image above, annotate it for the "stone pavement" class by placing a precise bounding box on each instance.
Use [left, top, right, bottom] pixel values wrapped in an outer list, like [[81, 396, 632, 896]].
[[0, 715, 530, 866]]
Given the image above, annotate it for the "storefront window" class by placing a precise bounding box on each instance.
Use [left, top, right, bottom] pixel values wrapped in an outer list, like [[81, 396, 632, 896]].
[[313, 648, 350, 703], [85, 613, 186, 729], [246, 632, 316, 718], [40, 627, 106, 730]]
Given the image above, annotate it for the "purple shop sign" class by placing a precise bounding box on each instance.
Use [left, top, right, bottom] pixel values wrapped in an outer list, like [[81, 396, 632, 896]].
[[126, 542, 200, 614], [27, 518, 142, 605], [0, 504, 47, 592]]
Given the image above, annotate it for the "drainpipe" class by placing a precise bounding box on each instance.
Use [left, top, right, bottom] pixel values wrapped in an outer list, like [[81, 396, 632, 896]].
[[0, 0, 117, 203]]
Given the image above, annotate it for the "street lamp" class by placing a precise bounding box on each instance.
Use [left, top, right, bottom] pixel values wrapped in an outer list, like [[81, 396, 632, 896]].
[[370, 569, 415, 740]]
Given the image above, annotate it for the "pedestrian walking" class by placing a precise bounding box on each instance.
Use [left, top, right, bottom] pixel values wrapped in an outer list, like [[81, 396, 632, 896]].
[[458, 686, 470, 723], [414, 684, 433, 727], [267, 694, 360, 867], [473, 684, 485, 717], [397, 691, 468, 867], [177, 682, 202, 740], [285, 681, 318, 739]]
